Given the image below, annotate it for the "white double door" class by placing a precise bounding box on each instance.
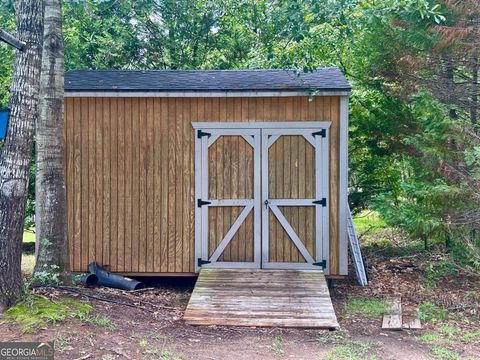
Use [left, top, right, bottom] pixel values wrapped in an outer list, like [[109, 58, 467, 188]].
[[194, 123, 329, 272]]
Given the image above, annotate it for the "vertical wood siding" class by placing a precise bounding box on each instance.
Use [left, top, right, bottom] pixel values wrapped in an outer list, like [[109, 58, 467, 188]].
[[268, 136, 316, 263], [65, 96, 341, 274], [207, 136, 255, 262]]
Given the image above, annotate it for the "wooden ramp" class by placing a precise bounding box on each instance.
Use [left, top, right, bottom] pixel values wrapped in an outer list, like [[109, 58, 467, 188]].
[[184, 269, 339, 328]]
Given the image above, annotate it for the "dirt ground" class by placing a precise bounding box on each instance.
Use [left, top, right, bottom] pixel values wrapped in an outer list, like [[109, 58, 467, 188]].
[[1, 250, 479, 360]]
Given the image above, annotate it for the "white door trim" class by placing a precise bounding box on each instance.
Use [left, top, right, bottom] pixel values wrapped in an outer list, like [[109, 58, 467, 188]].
[[192, 121, 332, 129]]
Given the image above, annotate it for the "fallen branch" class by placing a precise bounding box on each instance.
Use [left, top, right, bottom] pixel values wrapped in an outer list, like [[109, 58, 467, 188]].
[[445, 304, 479, 311], [0, 28, 25, 50], [94, 287, 177, 310], [33, 285, 157, 313], [99, 347, 131, 359], [73, 354, 91, 360], [126, 287, 156, 293]]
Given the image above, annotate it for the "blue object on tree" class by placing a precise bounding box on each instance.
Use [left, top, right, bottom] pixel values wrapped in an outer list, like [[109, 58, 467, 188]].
[[0, 109, 9, 141]]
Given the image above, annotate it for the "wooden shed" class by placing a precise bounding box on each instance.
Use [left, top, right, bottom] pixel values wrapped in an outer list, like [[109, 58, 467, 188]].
[[64, 68, 351, 278]]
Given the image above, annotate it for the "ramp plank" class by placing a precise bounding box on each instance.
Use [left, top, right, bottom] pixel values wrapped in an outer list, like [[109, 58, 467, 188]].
[[184, 269, 339, 328]]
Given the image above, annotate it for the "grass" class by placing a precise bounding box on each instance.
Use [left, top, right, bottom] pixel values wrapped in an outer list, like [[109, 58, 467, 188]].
[[352, 211, 386, 236], [22, 229, 36, 275], [160, 349, 183, 360], [138, 335, 180, 360], [344, 297, 390, 318], [461, 329, 480, 343], [22, 253, 36, 275], [325, 340, 377, 360], [139, 338, 161, 357], [418, 332, 443, 342], [54, 332, 73, 353], [5, 294, 116, 333], [430, 345, 461, 360], [5, 295, 93, 332], [418, 302, 449, 322], [79, 313, 116, 330], [271, 335, 284, 357], [317, 329, 347, 345], [438, 325, 460, 337], [23, 230, 35, 243], [417, 324, 480, 345]]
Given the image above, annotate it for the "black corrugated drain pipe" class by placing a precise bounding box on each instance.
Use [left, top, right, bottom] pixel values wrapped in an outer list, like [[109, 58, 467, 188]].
[[77, 273, 99, 287], [88, 262, 144, 291]]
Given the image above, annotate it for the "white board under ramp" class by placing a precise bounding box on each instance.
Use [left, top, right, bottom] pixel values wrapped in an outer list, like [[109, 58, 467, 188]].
[[184, 269, 339, 329]]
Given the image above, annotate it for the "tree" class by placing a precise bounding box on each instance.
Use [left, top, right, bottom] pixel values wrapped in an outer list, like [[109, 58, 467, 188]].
[[34, 0, 69, 284], [0, 0, 44, 310]]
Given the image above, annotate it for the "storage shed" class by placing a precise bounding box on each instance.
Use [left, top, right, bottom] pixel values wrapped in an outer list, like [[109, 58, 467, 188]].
[[64, 68, 351, 277]]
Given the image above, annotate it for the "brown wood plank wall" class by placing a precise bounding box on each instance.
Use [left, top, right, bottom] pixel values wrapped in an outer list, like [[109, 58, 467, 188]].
[[268, 135, 316, 263], [65, 96, 341, 274], [207, 136, 255, 262]]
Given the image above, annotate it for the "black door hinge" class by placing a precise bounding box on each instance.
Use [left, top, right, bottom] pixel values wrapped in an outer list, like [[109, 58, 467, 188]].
[[197, 199, 211, 208], [197, 258, 211, 267], [313, 198, 327, 207], [312, 129, 326, 138], [197, 130, 211, 139], [313, 260, 327, 268]]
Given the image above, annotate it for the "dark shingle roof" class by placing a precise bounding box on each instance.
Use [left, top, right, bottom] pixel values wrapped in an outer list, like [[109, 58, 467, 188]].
[[64, 68, 351, 93]]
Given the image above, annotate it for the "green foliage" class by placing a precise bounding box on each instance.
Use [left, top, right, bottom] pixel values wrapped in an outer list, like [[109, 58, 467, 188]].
[[449, 231, 480, 271], [325, 340, 377, 360], [78, 313, 116, 330], [418, 302, 448, 322], [271, 335, 284, 357], [461, 329, 480, 343], [438, 325, 460, 338], [372, 95, 465, 247], [418, 325, 480, 344], [317, 329, 347, 345], [4, 295, 93, 332], [418, 332, 442, 342], [343, 297, 390, 318], [32, 263, 61, 285], [430, 345, 460, 360], [53, 332, 72, 353], [423, 260, 457, 288], [159, 350, 183, 360], [24, 160, 36, 229], [0, 1, 15, 108]]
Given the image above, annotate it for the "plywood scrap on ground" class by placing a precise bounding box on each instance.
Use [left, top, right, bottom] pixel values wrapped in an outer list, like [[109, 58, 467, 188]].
[[382, 297, 402, 330], [382, 297, 422, 330]]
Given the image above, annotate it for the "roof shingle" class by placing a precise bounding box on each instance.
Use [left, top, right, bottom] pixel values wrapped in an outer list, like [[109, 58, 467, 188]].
[[65, 68, 351, 93]]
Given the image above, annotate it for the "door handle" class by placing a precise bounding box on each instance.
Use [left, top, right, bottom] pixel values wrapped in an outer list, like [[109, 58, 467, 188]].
[[264, 199, 269, 209]]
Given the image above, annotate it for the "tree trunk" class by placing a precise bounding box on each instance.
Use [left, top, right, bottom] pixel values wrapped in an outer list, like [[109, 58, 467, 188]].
[[0, 0, 44, 311], [34, 0, 69, 284]]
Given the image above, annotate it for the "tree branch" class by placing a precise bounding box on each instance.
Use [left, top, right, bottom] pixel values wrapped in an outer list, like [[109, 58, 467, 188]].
[[0, 28, 25, 50], [83, 0, 101, 20]]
